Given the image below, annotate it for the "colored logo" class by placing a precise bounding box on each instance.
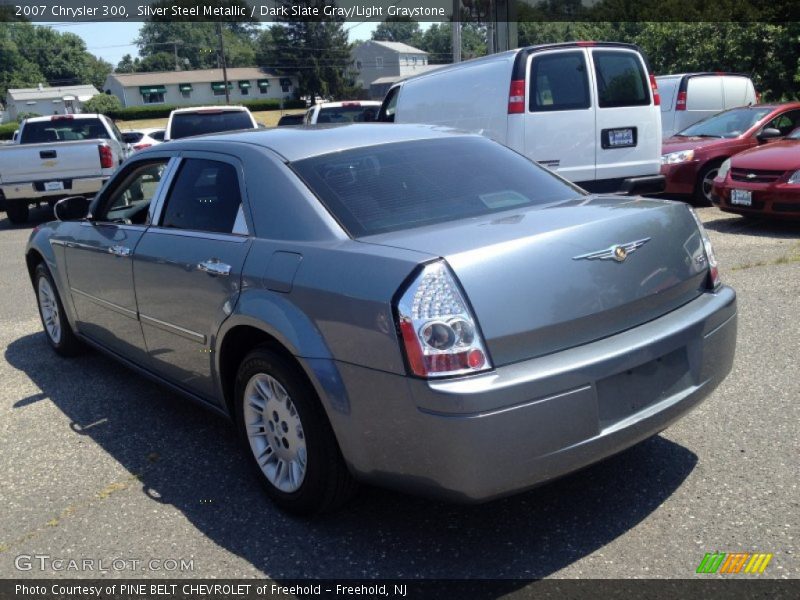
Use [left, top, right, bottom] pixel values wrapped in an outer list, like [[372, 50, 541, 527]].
[[696, 552, 773, 574]]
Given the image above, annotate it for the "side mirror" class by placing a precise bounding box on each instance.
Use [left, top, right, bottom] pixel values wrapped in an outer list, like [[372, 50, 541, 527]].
[[757, 127, 782, 141], [54, 196, 90, 221]]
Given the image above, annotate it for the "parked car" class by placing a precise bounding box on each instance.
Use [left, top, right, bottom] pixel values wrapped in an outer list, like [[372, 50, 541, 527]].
[[657, 73, 757, 138], [304, 101, 381, 124], [27, 125, 736, 514], [379, 42, 665, 195], [276, 113, 305, 127], [661, 102, 800, 204], [0, 114, 130, 224], [164, 105, 258, 141], [121, 128, 165, 151], [711, 127, 800, 219]]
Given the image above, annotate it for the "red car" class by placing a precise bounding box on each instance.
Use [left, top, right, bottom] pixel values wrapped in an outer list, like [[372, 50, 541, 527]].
[[711, 128, 800, 219], [661, 102, 800, 203]]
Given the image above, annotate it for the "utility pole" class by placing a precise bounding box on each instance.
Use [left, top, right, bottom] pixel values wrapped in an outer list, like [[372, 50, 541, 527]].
[[170, 40, 180, 71], [215, 21, 230, 104], [452, 0, 461, 63]]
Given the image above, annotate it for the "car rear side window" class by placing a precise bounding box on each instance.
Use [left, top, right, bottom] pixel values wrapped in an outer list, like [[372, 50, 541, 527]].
[[169, 111, 254, 139], [160, 159, 243, 234], [529, 51, 591, 112], [593, 51, 650, 108], [292, 137, 584, 237]]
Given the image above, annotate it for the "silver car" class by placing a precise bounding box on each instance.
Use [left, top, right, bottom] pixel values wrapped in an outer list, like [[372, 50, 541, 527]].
[[26, 125, 737, 514]]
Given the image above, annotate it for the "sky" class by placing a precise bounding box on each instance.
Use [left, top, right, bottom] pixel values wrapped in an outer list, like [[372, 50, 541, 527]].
[[42, 21, 380, 67]]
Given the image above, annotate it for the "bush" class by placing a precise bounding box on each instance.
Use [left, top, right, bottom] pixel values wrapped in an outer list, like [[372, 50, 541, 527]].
[[0, 122, 19, 140], [106, 98, 306, 121], [82, 94, 122, 115]]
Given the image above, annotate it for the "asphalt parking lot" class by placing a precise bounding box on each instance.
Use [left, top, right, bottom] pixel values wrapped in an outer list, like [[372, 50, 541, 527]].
[[0, 203, 797, 581]]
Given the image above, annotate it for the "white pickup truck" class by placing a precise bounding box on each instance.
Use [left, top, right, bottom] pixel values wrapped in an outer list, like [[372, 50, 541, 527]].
[[0, 114, 130, 224]]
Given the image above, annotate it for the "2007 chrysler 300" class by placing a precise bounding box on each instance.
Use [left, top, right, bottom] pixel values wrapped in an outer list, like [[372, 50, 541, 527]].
[[26, 125, 737, 514]]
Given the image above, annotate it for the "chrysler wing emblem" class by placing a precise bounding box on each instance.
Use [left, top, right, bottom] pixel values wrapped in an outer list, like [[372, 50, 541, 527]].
[[573, 238, 651, 262]]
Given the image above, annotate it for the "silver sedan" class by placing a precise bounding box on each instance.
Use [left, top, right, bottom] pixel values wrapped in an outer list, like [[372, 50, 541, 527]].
[[26, 124, 737, 514]]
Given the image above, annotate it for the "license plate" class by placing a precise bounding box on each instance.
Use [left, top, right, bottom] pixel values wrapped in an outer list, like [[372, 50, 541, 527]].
[[731, 189, 752, 206], [608, 128, 634, 147], [44, 181, 64, 191]]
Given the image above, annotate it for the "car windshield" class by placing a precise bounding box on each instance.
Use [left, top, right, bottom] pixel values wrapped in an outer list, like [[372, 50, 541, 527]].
[[20, 118, 109, 144], [678, 107, 772, 138], [169, 111, 255, 139], [316, 105, 377, 123], [292, 136, 585, 237]]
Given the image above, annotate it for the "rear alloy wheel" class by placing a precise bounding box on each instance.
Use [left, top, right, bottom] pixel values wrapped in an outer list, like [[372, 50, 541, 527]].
[[694, 162, 723, 206], [234, 348, 357, 514], [34, 263, 83, 356], [6, 200, 29, 224]]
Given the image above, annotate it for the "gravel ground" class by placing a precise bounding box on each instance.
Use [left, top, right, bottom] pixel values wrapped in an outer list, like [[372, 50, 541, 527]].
[[0, 203, 796, 583]]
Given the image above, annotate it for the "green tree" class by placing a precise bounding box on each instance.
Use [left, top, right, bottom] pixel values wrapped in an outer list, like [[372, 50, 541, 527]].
[[82, 93, 122, 114], [372, 18, 423, 47], [115, 54, 141, 74], [419, 22, 488, 64], [86, 55, 113, 91]]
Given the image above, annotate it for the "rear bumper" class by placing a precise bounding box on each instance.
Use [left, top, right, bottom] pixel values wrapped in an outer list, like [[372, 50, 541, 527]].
[[0, 176, 107, 201], [325, 286, 737, 502]]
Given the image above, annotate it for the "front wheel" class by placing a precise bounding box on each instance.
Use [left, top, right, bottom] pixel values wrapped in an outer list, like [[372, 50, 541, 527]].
[[34, 263, 83, 356], [234, 348, 357, 515], [694, 161, 724, 206]]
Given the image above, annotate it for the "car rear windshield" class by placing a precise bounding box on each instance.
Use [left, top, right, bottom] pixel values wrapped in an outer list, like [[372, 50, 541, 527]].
[[20, 118, 109, 144], [169, 110, 255, 139], [593, 50, 650, 108], [678, 107, 772, 138], [292, 137, 585, 237], [316, 105, 377, 123]]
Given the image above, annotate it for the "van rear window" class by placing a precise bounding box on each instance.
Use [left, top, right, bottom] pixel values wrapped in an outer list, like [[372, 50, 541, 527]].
[[292, 137, 584, 237], [530, 51, 591, 112], [593, 51, 650, 108]]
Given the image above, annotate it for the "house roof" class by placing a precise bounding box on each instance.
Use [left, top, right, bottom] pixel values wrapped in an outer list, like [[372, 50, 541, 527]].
[[107, 67, 291, 87], [7, 85, 99, 101], [367, 40, 428, 55]]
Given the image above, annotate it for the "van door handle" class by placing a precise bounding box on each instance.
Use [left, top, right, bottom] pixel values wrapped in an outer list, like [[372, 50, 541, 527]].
[[197, 259, 231, 277], [108, 245, 131, 257]]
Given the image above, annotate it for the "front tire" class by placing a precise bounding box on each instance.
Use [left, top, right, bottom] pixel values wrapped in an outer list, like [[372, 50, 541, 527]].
[[694, 161, 724, 206], [6, 200, 29, 224], [34, 263, 83, 356], [234, 348, 357, 515]]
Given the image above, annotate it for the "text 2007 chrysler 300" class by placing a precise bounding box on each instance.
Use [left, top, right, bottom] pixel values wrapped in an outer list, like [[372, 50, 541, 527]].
[[26, 125, 737, 514]]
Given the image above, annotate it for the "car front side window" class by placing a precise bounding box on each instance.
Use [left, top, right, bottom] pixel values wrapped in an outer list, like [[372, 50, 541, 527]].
[[159, 158, 244, 235], [95, 160, 169, 225]]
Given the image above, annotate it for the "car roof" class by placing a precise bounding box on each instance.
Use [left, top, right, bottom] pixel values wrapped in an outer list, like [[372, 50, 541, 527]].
[[157, 123, 474, 162]]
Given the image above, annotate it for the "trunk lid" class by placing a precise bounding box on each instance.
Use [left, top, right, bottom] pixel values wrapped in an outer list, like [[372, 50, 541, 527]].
[[364, 197, 709, 366], [0, 140, 105, 184]]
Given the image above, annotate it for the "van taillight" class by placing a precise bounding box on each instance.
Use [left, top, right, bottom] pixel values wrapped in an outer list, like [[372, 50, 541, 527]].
[[508, 79, 525, 114], [98, 144, 114, 168], [649, 73, 661, 106], [676, 91, 687, 111]]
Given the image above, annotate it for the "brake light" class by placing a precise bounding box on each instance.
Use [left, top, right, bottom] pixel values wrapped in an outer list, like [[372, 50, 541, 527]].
[[676, 90, 687, 111], [689, 208, 721, 289], [341, 102, 361, 107], [649, 73, 661, 106], [98, 144, 114, 168], [395, 261, 492, 378], [50, 115, 74, 121], [133, 143, 152, 150], [508, 79, 526, 114], [576, 41, 596, 47]]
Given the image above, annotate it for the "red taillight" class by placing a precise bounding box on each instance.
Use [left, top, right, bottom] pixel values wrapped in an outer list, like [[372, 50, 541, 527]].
[[508, 79, 526, 114], [98, 144, 114, 168], [133, 143, 152, 150], [50, 115, 74, 121], [576, 41, 596, 47], [341, 102, 361, 107], [676, 90, 687, 111], [649, 73, 661, 106]]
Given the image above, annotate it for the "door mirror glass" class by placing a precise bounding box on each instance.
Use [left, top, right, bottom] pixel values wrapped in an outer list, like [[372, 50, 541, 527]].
[[757, 127, 781, 141], [54, 196, 90, 221]]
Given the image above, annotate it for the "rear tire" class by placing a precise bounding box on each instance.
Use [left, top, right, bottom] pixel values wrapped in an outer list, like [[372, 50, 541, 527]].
[[234, 348, 357, 515], [34, 263, 83, 356], [694, 161, 724, 206], [6, 200, 29, 224]]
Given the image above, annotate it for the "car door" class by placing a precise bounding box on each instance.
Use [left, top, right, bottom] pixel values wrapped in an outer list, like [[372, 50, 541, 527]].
[[758, 109, 800, 141], [63, 157, 174, 362], [589, 47, 660, 183], [132, 152, 252, 401], [524, 48, 595, 183]]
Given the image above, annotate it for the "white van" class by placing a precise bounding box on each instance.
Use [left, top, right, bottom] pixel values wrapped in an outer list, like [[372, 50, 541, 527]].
[[379, 42, 664, 195], [657, 73, 757, 138]]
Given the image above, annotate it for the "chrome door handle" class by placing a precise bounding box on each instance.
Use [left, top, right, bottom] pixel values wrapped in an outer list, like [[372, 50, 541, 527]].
[[197, 259, 231, 277], [108, 245, 131, 257]]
